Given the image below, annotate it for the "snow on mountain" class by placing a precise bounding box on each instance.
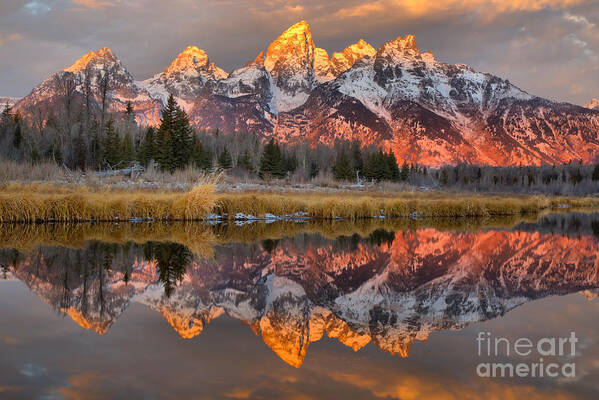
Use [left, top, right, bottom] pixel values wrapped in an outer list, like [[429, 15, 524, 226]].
[[587, 98, 599, 110], [14, 21, 599, 166], [139, 46, 228, 110], [330, 39, 376, 76], [15, 47, 161, 125], [0, 97, 21, 109]]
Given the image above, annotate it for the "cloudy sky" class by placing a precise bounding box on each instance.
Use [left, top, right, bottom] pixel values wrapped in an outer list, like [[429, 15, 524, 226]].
[[0, 0, 598, 105]]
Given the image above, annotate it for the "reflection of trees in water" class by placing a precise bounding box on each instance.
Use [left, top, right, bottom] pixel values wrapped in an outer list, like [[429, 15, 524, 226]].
[[514, 212, 599, 237], [143, 242, 192, 297], [261, 239, 280, 254]]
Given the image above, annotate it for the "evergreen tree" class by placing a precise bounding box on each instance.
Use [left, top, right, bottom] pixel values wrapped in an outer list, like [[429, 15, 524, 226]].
[[400, 161, 409, 181], [121, 131, 135, 164], [30, 145, 41, 164], [9, 112, 24, 155], [237, 149, 254, 172], [124, 102, 134, 119], [351, 142, 363, 175], [138, 127, 156, 167], [218, 148, 232, 169], [90, 123, 102, 168], [191, 138, 212, 170], [362, 152, 377, 181], [333, 152, 355, 181], [385, 152, 400, 181], [440, 168, 449, 185], [156, 94, 178, 172], [102, 119, 122, 167], [308, 160, 320, 179], [156, 94, 193, 171], [172, 107, 193, 168], [593, 164, 599, 182], [73, 132, 87, 170], [259, 139, 285, 178], [283, 151, 298, 174]]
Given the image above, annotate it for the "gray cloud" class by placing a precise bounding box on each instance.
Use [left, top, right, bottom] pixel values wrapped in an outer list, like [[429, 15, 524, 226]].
[[0, 0, 597, 105]]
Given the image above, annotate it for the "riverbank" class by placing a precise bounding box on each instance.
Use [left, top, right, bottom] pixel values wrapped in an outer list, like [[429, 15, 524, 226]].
[[0, 183, 598, 223]]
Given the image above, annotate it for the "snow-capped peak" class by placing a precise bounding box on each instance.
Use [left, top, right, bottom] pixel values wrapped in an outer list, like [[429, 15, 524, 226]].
[[163, 45, 227, 79], [64, 46, 119, 73], [586, 98, 599, 110], [331, 39, 377, 75], [165, 46, 209, 74], [376, 35, 421, 61], [264, 20, 315, 74]]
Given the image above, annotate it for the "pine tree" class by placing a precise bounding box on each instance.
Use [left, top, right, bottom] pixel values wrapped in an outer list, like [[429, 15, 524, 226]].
[[400, 161, 409, 181], [12, 113, 23, 150], [138, 127, 156, 167], [333, 152, 355, 181], [237, 149, 254, 172], [191, 138, 212, 170], [283, 151, 298, 174], [122, 131, 135, 165], [156, 94, 193, 171], [593, 164, 599, 182], [172, 107, 193, 169], [156, 94, 178, 172], [385, 152, 400, 181], [259, 139, 285, 178], [218, 148, 232, 169], [351, 142, 363, 175], [362, 152, 378, 181], [308, 161, 320, 179], [440, 168, 449, 185], [102, 119, 122, 167], [30, 145, 41, 164], [73, 132, 87, 169]]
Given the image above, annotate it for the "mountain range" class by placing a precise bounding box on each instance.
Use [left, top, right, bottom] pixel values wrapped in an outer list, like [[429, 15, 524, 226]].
[[10, 21, 599, 167]]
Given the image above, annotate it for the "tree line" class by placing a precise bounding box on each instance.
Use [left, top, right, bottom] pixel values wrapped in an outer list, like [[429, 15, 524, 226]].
[[1, 90, 599, 194]]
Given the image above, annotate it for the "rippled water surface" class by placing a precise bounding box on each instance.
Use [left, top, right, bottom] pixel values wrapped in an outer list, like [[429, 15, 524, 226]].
[[1, 213, 599, 399]]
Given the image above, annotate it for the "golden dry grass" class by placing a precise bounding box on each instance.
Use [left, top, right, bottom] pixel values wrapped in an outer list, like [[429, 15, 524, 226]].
[[0, 183, 216, 223], [0, 183, 597, 223], [214, 191, 599, 220]]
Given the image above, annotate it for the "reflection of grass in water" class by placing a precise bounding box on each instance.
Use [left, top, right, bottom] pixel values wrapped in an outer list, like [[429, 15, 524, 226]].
[[0, 214, 543, 255], [0, 222, 215, 258]]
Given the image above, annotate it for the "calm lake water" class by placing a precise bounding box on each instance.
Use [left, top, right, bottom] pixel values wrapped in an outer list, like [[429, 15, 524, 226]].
[[1, 213, 599, 399]]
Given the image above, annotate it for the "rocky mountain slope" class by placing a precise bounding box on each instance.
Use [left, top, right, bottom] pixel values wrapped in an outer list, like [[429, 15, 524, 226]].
[[15, 47, 161, 126], [13, 21, 599, 166]]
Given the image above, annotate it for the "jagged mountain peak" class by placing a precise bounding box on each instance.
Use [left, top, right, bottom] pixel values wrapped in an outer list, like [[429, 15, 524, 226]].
[[245, 51, 265, 67], [165, 46, 209, 73], [163, 46, 227, 79], [264, 20, 316, 73], [64, 46, 119, 73], [331, 39, 377, 75], [586, 98, 599, 110], [377, 34, 421, 60], [280, 20, 311, 37]]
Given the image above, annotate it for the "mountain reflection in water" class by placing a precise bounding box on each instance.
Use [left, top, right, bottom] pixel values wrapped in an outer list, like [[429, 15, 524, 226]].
[[2, 212, 598, 369]]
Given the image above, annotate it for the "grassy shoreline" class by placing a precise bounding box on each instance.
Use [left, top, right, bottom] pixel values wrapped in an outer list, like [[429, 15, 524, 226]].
[[0, 183, 597, 223]]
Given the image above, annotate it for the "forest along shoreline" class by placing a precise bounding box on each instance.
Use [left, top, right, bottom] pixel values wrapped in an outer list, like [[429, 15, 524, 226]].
[[0, 181, 598, 223]]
